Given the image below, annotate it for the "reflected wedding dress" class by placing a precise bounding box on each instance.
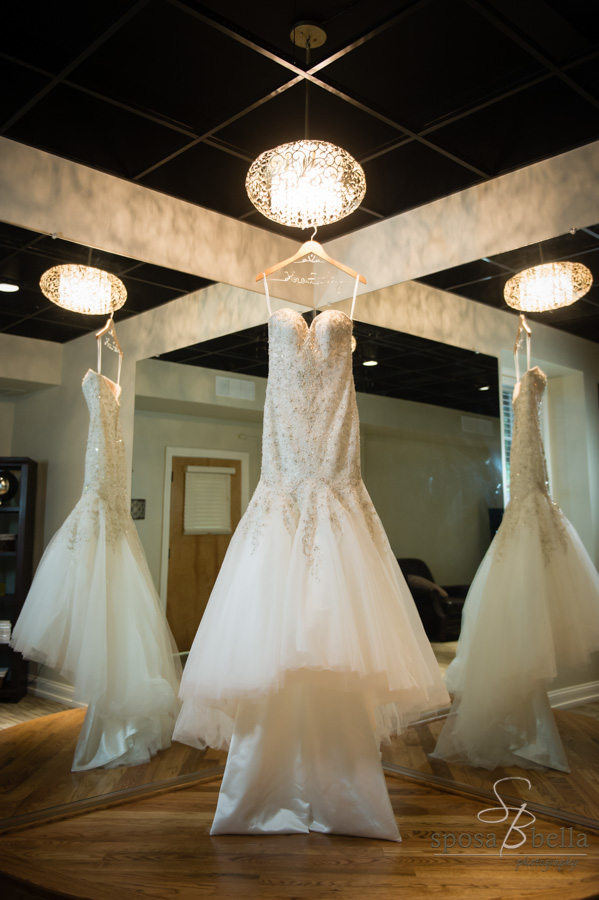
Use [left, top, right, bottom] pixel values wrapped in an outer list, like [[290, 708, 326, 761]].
[[174, 303, 449, 839], [433, 366, 599, 771], [12, 369, 181, 771]]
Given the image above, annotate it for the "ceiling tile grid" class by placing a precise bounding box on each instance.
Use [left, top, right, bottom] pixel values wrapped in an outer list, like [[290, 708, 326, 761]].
[[1, 1, 599, 342]]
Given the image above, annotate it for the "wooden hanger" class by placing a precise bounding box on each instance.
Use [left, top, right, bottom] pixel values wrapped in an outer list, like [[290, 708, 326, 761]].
[[256, 240, 366, 285], [96, 315, 123, 384], [513, 313, 532, 383]]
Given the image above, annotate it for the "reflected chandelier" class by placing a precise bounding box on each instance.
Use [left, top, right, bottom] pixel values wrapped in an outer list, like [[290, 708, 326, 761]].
[[246, 139, 366, 230], [504, 261, 592, 313], [40, 264, 127, 315]]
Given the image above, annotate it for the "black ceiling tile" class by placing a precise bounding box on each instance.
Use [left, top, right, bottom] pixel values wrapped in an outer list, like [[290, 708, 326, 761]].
[[69, 0, 292, 137], [524, 296, 599, 323], [446, 279, 508, 308], [417, 258, 505, 290], [482, 0, 599, 66], [489, 230, 599, 272], [157, 347, 207, 363], [119, 278, 185, 313], [1, 317, 89, 342], [0, 222, 44, 250], [215, 81, 401, 161], [186, 0, 413, 63], [138, 141, 254, 217], [431, 77, 599, 176], [29, 304, 104, 328], [4, 2, 139, 73], [537, 0, 599, 44], [562, 55, 599, 101], [0, 286, 49, 318], [320, 0, 545, 132], [189, 334, 261, 354], [361, 141, 482, 217], [523, 308, 599, 341], [5, 85, 192, 179], [0, 311, 23, 332], [0, 58, 52, 126], [187, 352, 254, 372], [126, 264, 212, 294]]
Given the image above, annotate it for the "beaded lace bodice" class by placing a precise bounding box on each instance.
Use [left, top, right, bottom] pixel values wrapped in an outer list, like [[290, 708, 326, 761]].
[[498, 365, 566, 561], [66, 370, 131, 550], [242, 309, 380, 561], [509, 366, 550, 504], [82, 370, 127, 504], [262, 309, 360, 494]]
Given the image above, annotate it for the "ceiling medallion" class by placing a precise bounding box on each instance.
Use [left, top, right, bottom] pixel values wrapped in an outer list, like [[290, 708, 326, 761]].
[[246, 139, 366, 230], [40, 264, 127, 315], [504, 261, 592, 313]]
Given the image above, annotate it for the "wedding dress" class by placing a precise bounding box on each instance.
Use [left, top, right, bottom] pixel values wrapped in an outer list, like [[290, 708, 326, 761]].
[[432, 365, 599, 771], [11, 368, 181, 771], [174, 300, 450, 838]]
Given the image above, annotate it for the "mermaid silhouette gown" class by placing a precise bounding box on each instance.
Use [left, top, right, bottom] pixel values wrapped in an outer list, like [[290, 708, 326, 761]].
[[432, 366, 599, 771], [173, 306, 450, 838], [11, 369, 181, 771]]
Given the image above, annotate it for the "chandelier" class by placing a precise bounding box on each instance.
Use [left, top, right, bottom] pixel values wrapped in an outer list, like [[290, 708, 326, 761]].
[[246, 139, 366, 230], [504, 261, 592, 313], [40, 264, 127, 315]]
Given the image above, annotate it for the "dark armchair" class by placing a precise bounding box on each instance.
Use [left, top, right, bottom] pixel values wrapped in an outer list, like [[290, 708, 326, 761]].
[[396, 557, 469, 642]]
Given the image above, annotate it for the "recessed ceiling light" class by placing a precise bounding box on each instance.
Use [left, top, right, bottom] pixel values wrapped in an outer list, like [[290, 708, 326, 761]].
[[0, 279, 19, 293], [363, 359, 378, 367], [478, 385, 490, 391]]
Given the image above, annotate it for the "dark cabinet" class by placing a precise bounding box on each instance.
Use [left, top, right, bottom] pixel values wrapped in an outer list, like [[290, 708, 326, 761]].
[[0, 457, 37, 702]]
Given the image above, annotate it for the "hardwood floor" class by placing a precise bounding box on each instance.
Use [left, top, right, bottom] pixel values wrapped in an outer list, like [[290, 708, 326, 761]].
[[382, 709, 599, 830], [1, 772, 598, 900], [3, 705, 599, 835], [0, 695, 71, 730], [0, 708, 225, 827]]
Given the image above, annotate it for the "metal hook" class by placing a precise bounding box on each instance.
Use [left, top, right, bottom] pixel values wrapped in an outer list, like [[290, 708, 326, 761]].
[[310, 225, 318, 240]]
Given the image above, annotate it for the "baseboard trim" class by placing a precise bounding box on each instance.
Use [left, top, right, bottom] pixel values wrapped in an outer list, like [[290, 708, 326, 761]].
[[28, 676, 85, 708], [549, 680, 599, 709]]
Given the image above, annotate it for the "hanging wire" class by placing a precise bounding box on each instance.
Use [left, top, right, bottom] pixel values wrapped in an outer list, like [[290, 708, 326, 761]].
[[304, 36, 311, 139]]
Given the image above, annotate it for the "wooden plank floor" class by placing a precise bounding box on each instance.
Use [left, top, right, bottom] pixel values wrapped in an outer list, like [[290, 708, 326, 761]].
[[0, 695, 71, 731], [3, 706, 598, 833], [1, 773, 598, 900], [0, 708, 225, 824], [382, 709, 599, 829]]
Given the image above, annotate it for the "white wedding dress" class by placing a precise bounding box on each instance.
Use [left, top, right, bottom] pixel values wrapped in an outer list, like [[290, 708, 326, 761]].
[[174, 305, 449, 839], [432, 366, 599, 771], [11, 369, 181, 771]]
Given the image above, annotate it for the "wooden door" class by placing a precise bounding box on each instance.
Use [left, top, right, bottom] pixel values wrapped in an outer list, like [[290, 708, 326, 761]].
[[166, 456, 242, 652]]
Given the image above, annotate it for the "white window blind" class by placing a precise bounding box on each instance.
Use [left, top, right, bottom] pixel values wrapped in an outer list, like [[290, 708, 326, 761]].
[[183, 466, 236, 535]]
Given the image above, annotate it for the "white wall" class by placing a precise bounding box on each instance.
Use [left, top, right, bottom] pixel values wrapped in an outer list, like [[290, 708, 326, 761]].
[[0, 400, 15, 455], [359, 397, 501, 584], [546, 373, 591, 529]]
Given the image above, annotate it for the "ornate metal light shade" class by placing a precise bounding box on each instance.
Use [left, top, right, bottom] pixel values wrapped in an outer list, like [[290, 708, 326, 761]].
[[246, 139, 366, 229], [504, 261, 592, 313], [40, 264, 127, 315]]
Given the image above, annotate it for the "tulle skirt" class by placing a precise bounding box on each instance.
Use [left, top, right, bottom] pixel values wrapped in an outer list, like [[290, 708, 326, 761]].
[[11, 493, 181, 769], [174, 481, 450, 751], [432, 492, 599, 769]]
